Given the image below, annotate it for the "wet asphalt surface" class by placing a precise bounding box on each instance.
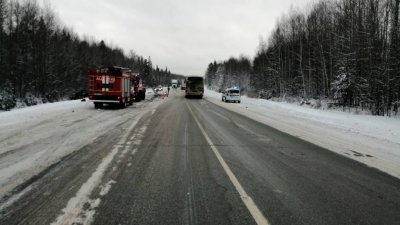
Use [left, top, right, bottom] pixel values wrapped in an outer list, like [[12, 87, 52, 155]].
[[1, 90, 400, 225]]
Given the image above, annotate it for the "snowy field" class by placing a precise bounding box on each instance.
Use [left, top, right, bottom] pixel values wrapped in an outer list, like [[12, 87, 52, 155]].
[[205, 89, 400, 179], [0, 89, 157, 199]]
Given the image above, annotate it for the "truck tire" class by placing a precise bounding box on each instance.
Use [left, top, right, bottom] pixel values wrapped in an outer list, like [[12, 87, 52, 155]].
[[94, 102, 103, 109]]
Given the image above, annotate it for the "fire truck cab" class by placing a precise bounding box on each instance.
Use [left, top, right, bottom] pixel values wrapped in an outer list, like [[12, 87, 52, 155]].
[[88, 66, 135, 108]]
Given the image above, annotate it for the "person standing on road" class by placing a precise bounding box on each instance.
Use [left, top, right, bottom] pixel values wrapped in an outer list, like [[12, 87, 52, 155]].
[[167, 86, 170, 97]]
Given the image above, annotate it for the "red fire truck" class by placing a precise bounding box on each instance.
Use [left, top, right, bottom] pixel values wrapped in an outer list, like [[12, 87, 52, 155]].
[[131, 73, 146, 102], [88, 66, 136, 108]]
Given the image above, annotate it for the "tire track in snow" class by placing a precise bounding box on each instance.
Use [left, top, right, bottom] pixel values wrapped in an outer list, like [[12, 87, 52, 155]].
[[50, 111, 145, 225]]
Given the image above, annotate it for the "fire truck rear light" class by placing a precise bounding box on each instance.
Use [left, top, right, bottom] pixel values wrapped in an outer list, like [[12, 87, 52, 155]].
[[117, 96, 121, 100]]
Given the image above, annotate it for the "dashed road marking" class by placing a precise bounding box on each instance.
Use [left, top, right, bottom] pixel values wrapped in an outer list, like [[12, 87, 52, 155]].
[[185, 100, 270, 225]]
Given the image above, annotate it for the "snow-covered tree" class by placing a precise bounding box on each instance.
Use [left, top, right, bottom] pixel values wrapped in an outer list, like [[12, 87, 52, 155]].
[[0, 81, 16, 110], [205, 0, 400, 116], [331, 67, 353, 106]]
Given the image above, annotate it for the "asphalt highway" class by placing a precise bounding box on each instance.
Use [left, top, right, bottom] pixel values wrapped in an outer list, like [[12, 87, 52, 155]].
[[1, 90, 400, 225]]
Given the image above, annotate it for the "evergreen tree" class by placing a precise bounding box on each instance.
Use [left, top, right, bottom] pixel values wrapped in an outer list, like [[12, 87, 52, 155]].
[[205, 0, 400, 116], [0, 0, 183, 110]]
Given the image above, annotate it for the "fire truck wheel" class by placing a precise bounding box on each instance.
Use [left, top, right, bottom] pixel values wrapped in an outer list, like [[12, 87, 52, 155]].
[[94, 103, 103, 109]]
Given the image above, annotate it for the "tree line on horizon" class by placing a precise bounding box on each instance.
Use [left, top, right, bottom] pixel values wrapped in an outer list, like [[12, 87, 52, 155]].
[[206, 0, 400, 116], [0, 0, 181, 110]]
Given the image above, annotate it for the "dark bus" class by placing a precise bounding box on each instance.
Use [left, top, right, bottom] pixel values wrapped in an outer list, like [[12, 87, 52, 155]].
[[185, 76, 204, 98]]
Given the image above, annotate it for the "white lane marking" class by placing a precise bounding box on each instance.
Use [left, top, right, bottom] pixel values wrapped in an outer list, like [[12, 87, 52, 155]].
[[185, 101, 270, 225]]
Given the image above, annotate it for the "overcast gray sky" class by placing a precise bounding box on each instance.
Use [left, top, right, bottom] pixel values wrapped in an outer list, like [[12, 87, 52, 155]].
[[40, 0, 313, 75]]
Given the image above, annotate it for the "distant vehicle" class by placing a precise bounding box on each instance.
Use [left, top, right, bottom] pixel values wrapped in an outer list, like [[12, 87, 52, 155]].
[[171, 79, 178, 88], [88, 66, 136, 108], [222, 88, 241, 103], [185, 76, 204, 98], [154, 85, 163, 92], [181, 79, 186, 90]]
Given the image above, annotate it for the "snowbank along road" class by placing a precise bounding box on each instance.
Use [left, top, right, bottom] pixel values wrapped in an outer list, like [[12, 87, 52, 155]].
[[0, 88, 400, 225]]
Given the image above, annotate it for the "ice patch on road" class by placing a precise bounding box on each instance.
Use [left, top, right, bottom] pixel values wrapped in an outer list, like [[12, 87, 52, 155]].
[[99, 180, 116, 196]]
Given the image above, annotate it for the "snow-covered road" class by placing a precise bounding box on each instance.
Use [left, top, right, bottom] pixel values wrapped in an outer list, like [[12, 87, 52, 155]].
[[2, 89, 400, 225], [204, 89, 400, 179], [0, 90, 158, 199], [1, 87, 399, 201]]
